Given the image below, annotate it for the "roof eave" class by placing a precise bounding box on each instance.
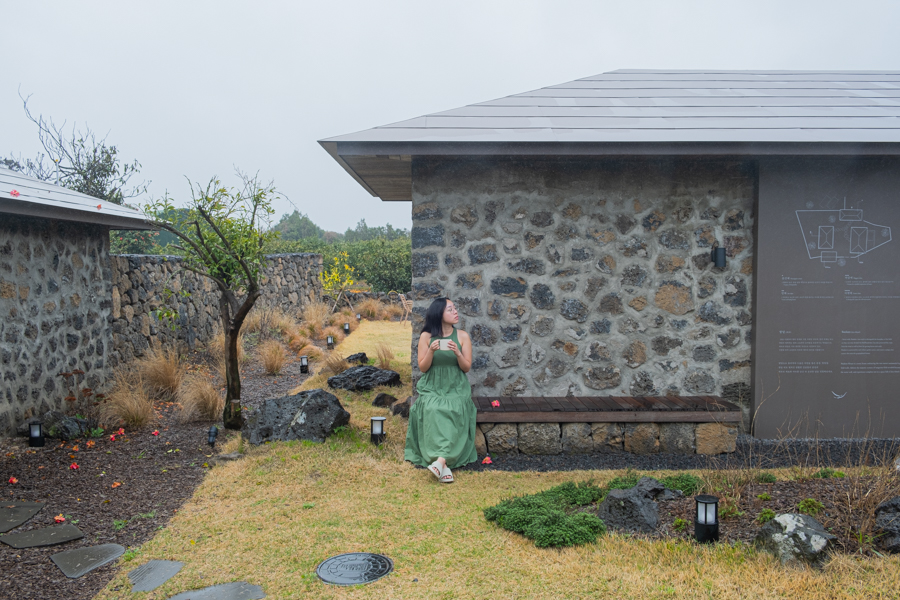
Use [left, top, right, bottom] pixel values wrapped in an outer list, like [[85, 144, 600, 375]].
[[0, 199, 155, 230]]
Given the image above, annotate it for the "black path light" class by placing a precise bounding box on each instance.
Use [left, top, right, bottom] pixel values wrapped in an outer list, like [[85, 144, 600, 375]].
[[207, 426, 218, 448], [694, 494, 720, 543], [343, 322, 350, 335], [356, 313, 361, 322], [370, 417, 386, 445], [710, 243, 727, 268], [327, 335, 334, 350], [300, 355, 309, 374], [28, 422, 45, 448]]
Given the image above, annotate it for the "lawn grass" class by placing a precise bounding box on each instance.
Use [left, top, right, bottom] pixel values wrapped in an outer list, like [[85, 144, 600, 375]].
[[95, 322, 900, 599]]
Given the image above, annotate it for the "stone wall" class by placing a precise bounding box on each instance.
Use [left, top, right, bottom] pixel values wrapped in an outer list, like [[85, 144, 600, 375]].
[[410, 158, 756, 430], [0, 215, 114, 435], [109, 253, 323, 364]]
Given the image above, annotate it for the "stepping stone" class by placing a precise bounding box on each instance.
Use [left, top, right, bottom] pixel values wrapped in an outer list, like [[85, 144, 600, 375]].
[[166, 582, 265, 600], [51, 543, 125, 578], [0, 502, 44, 533], [0, 523, 83, 548], [128, 560, 184, 592]]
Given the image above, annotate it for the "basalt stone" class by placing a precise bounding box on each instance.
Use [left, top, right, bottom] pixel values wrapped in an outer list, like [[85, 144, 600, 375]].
[[590, 319, 612, 334], [413, 282, 443, 300], [506, 304, 530, 322], [243, 389, 351, 445], [724, 277, 748, 307], [491, 276, 527, 298], [697, 301, 732, 325], [412, 225, 444, 249], [621, 237, 648, 257], [596, 484, 658, 533], [451, 205, 479, 228], [584, 277, 606, 301], [583, 365, 621, 390], [655, 281, 694, 316], [471, 355, 490, 370], [412, 202, 442, 221], [483, 372, 502, 387], [530, 211, 554, 227], [651, 336, 683, 356], [724, 209, 744, 231], [530, 344, 546, 363], [500, 324, 521, 342], [559, 298, 589, 323], [659, 423, 695, 454], [468, 243, 499, 265], [555, 223, 578, 241], [592, 423, 624, 452], [599, 293, 624, 315], [43, 410, 89, 440], [502, 376, 528, 396], [656, 255, 685, 273], [345, 353, 368, 364], [642, 210, 666, 232], [450, 230, 467, 248], [546, 357, 567, 377], [595, 255, 616, 274], [518, 423, 561, 455], [328, 366, 402, 392], [725, 235, 748, 257], [562, 203, 583, 220], [624, 423, 660, 454], [551, 339, 579, 356], [558, 281, 576, 292], [470, 324, 498, 346], [507, 258, 546, 275], [501, 238, 520, 254], [737, 310, 752, 326], [524, 232, 544, 249], [629, 371, 657, 395], [502, 222, 523, 234], [623, 341, 647, 368], [411, 252, 439, 277], [561, 423, 593, 454], [659, 230, 690, 250], [529, 284, 555, 309], [391, 396, 412, 418], [531, 315, 555, 337], [698, 275, 717, 299], [621, 265, 649, 287], [487, 300, 504, 319], [545, 244, 562, 264], [692, 345, 716, 362], [484, 200, 502, 225], [586, 341, 611, 362], [683, 369, 716, 394], [456, 297, 481, 316], [694, 225, 716, 248], [874, 497, 900, 553], [701, 206, 721, 220], [588, 228, 616, 245], [671, 319, 688, 330], [372, 392, 398, 408], [615, 214, 636, 234], [485, 423, 518, 455], [493, 347, 521, 369], [455, 272, 483, 289], [551, 268, 579, 278], [754, 514, 835, 569]]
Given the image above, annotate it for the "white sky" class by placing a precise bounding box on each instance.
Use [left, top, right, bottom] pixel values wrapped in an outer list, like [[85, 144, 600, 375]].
[[4, 1, 900, 232]]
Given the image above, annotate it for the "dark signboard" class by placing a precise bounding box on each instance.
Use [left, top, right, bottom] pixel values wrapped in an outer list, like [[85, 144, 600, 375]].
[[755, 157, 900, 438]]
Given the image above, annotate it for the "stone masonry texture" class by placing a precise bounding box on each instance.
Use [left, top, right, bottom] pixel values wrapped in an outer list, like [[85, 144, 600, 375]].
[[0, 212, 323, 437], [410, 158, 755, 425]]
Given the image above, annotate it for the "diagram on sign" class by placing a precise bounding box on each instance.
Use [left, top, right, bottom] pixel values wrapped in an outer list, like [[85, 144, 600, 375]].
[[797, 197, 892, 265]]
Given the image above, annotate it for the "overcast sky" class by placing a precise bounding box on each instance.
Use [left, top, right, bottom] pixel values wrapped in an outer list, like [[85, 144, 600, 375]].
[[4, 1, 899, 232]]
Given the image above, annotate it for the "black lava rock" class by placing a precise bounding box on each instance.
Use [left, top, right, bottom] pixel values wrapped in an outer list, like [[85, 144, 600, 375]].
[[242, 389, 350, 445], [328, 366, 402, 391]]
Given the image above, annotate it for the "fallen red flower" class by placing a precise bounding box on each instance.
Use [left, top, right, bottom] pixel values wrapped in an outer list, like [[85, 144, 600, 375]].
[[8, 477, 18, 484], [491, 400, 500, 407], [151, 430, 160, 436], [54, 514, 65, 523], [10, 190, 21, 197], [482, 456, 493, 464], [69, 463, 79, 470], [117, 428, 125, 436], [111, 482, 122, 489], [109, 435, 116, 442]]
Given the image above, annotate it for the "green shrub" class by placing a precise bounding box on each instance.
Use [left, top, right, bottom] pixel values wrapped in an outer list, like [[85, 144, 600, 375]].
[[797, 498, 825, 516], [484, 481, 607, 548], [812, 468, 846, 479], [673, 518, 688, 532], [659, 473, 703, 496], [756, 508, 776, 524], [756, 472, 777, 484], [756, 492, 772, 501], [607, 470, 641, 491]]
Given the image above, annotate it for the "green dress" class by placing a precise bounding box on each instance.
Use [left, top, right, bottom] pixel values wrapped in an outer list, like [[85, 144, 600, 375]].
[[404, 328, 478, 469]]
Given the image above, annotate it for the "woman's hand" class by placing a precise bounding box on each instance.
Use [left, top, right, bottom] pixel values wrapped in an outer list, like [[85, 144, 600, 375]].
[[429, 340, 440, 352], [446, 340, 460, 356]]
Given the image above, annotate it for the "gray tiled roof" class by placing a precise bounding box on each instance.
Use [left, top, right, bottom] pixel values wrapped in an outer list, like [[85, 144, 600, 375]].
[[320, 70, 900, 200], [0, 166, 152, 229]]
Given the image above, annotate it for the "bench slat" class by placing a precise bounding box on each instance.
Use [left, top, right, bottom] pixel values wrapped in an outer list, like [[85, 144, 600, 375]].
[[476, 411, 741, 424]]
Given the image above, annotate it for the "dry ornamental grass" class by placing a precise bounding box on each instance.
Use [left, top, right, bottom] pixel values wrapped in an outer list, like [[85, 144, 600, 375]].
[[319, 352, 350, 377], [295, 344, 324, 363], [375, 342, 394, 370], [259, 340, 287, 375], [356, 297, 385, 320], [176, 375, 224, 423], [299, 300, 330, 339], [101, 369, 155, 428], [138, 346, 186, 398], [322, 325, 345, 343]]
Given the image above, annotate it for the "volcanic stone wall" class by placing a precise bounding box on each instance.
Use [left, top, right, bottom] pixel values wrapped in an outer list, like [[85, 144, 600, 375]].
[[409, 157, 756, 429], [109, 253, 323, 364], [0, 215, 115, 435]]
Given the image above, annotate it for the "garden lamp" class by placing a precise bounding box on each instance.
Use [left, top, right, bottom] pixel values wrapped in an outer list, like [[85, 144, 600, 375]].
[[327, 335, 334, 350], [370, 417, 386, 445], [300, 355, 309, 374], [356, 313, 361, 321], [208, 426, 218, 448], [710, 243, 727, 268], [343, 323, 350, 335], [28, 422, 45, 448], [694, 494, 720, 543]]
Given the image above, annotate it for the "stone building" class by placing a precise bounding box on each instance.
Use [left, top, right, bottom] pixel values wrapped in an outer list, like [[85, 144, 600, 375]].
[[322, 70, 900, 442], [0, 165, 151, 434]]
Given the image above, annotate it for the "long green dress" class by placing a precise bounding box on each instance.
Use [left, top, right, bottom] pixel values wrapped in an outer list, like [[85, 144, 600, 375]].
[[404, 328, 478, 469]]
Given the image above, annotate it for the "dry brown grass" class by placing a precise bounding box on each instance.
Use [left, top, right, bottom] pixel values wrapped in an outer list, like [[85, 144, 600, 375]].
[[138, 345, 186, 398], [318, 352, 350, 377], [299, 300, 330, 339], [383, 303, 405, 320], [287, 331, 312, 353], [296, 344, 324, 363], [243, 306, 297, 339], [259, 340, 287, 376], [375, 342, 394, 370], [101, 369, 155, 428], [176, 375, 224, 423], [322, 325, 345, 343], [357, 297, 385, 320]]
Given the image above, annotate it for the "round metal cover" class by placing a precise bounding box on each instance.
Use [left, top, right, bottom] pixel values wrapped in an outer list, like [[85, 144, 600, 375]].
[[316, 552, 393, 586]]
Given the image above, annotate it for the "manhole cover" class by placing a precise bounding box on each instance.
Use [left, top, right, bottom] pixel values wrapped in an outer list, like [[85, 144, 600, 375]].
[[316, 553, 393, 586]]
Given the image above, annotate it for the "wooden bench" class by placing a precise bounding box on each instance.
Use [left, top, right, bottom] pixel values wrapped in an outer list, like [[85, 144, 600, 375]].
[[473, 396, 741, 424]]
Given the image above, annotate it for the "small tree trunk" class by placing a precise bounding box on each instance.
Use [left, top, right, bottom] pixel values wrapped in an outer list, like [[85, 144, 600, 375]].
[[223, 325, 243, 429]]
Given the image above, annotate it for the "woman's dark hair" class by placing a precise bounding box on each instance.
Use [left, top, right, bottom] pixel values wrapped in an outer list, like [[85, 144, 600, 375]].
[[421, 297, 450, 337]]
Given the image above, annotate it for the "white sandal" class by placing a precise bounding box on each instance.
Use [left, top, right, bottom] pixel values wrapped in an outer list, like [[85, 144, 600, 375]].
[[440, 465, 454, 483], [427, 461, 442, 480]]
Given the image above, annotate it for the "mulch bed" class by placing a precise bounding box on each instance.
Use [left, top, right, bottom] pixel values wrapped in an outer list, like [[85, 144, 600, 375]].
[[0, 348, 313, 600]]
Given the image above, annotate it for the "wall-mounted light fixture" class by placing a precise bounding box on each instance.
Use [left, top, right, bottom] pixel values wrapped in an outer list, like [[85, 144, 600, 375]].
[[710, 243, 727, 268]]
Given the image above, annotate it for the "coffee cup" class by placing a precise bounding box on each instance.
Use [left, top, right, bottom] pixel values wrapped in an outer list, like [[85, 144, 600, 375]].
[[438, 339, 451, 351]]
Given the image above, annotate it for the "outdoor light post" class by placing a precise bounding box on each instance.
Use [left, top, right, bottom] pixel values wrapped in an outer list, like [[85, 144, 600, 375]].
[[356, 313, 361, 322], [370, 417, 386, 445], [694, 495, 720, 543], [28, 422, 44, 448], [300, 355, 309, 374], [208, 425, 218, 448], [327, 335, 334, 350], [343, 323, 350, 335]]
